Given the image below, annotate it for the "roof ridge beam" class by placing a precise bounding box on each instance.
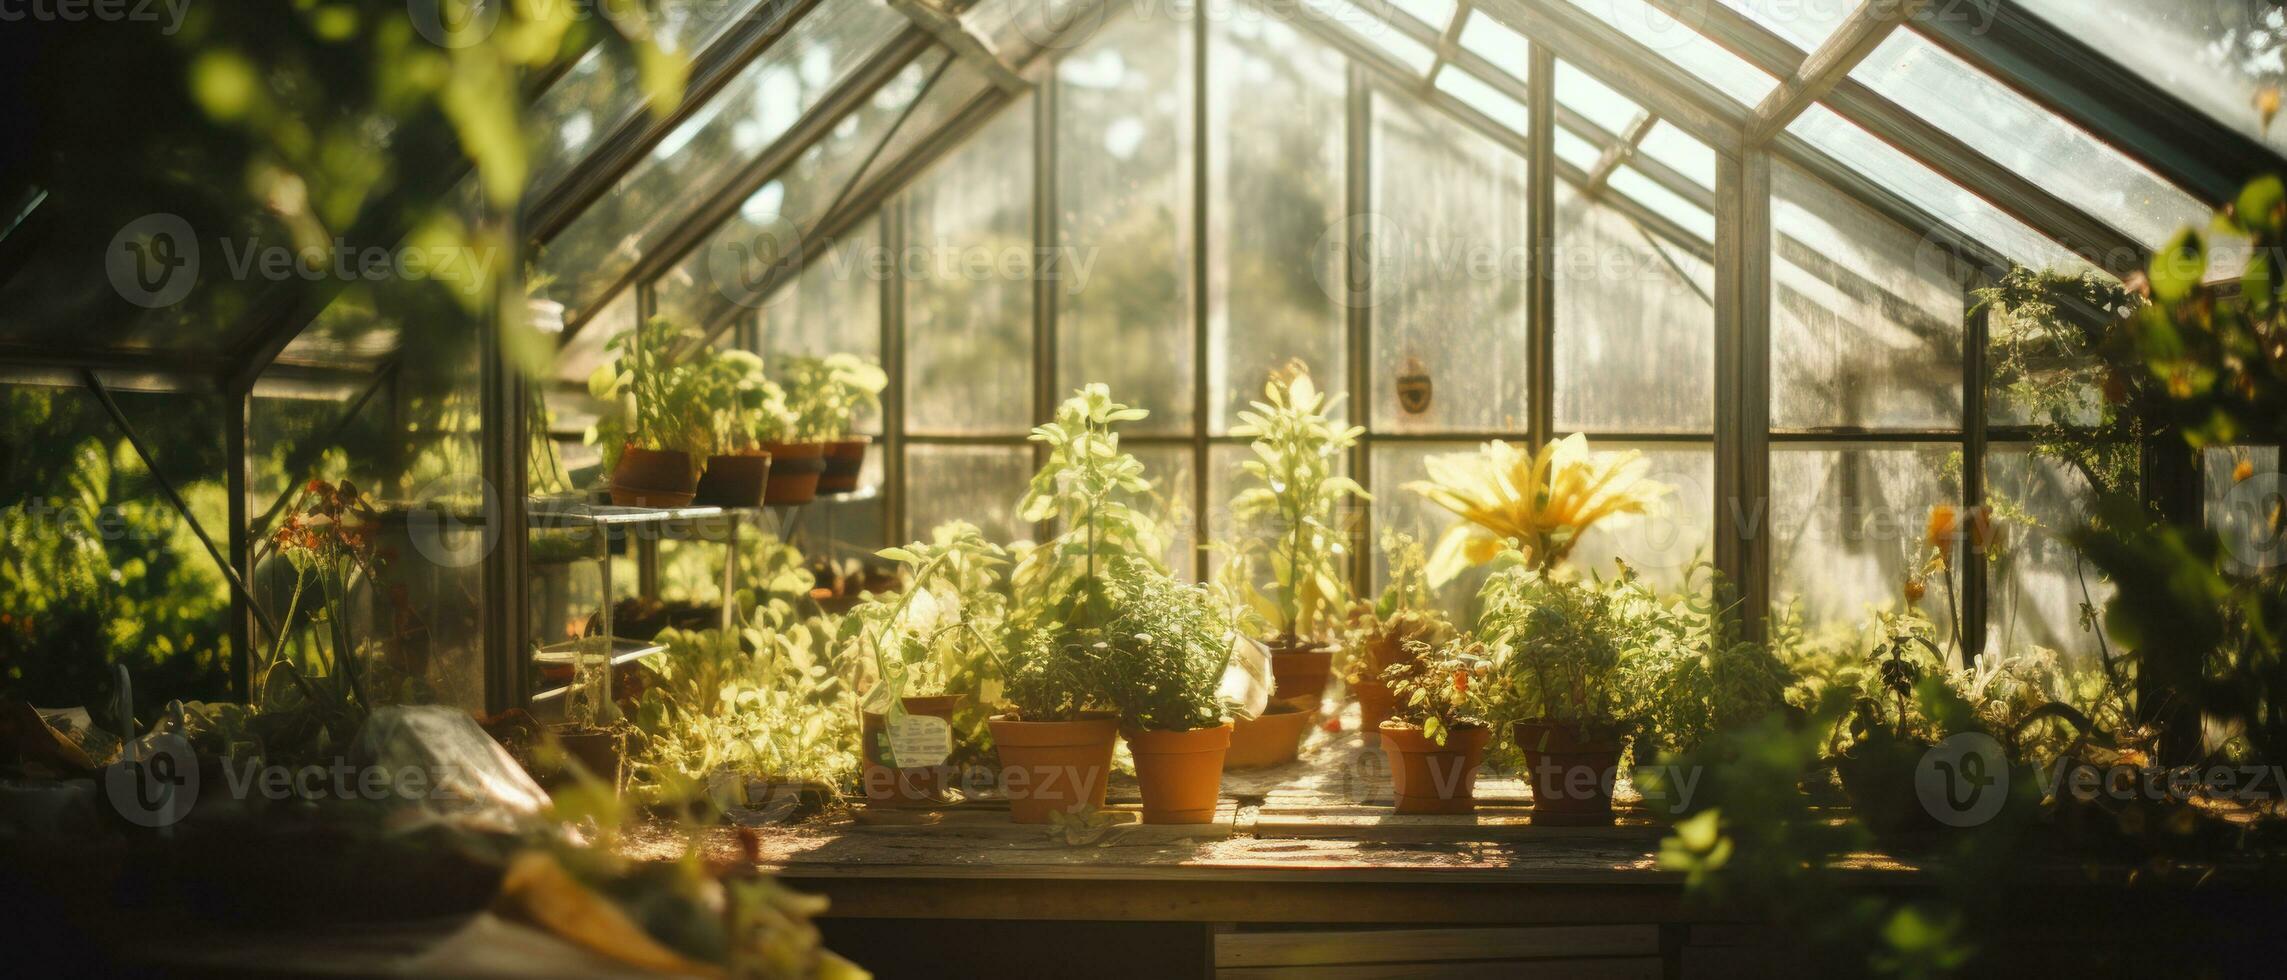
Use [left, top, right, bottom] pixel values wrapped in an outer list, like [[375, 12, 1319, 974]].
[[1745, 0, 1922, 146], [886, 0, 1029, 94]]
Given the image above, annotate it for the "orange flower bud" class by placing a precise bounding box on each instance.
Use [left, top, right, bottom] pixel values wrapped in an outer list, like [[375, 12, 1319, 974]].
[[1904, 578, 1927, 604], [1925, 505, 1960, 558], [2235, 457, 2256, 484]]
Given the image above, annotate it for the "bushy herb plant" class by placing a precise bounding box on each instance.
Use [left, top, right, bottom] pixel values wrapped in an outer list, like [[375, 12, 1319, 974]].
[[1089, 561, 1242, 733], [781, 353, 886, 442], [1381, 638, 1495, 746], [1229, 370, 1368, 645], [1011, 385, 1167, 627], [586, 317, 715, 472]]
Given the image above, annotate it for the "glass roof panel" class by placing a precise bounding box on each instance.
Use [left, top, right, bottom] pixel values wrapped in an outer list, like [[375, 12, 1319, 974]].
[[1436, 66, 1531, 132], [536, 1, 907, 324], [1557, 59, 1643, 135], [1638, 120, 1715, 188], [1553, 126, 1603, 172], [1457, 10, 1532, 79], [1386, 0, 1460, 31], [1607, 165, 1716, 242], [1787, 104, 2098, 276], [1849, 29, 2215, 249], [1557, 0, 1781, 105], [1304, 0, 1439, 72], [965, 0, 1095, 65], [650, 52, 973, 338], [526, 0, 766, 196], [2014, 0, 2287, 156], [1715, 0, 1855, 52]]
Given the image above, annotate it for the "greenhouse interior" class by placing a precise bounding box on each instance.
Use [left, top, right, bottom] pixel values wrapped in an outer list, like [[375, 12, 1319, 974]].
[[4, 0, 2287, 975]]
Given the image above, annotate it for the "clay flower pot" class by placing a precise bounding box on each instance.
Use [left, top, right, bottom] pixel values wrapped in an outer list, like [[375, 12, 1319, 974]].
[[1379, 721, 1491, 814], [1513, 719, 1624, 825], [1267, 639, 1332, 704], [1352, 676, 1397, 740], [818, 437, 871, 495], [609, 447, 697, 508], [1121, 722, 1232, 824], [860, 695, 966, 808], [988, 714, 1119, 824], [1225, 701, 1313, 769], [692, 450, 771, 507], [763, 441, 827, 505]]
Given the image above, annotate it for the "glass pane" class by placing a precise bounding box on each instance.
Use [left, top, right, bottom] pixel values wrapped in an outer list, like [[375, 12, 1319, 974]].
[[552, 288, 638, 385], [2015, 0, 2287, 156], [1, 382, 233, 712], [1457, 10, 1532, 80], [786, 456, 888, 565], [1553, 183, 1716, 432], [1303, 0, 1439, 72], [1128, 444, 1199, 577], [1770, 443, 1963, 643], [1850, 30, 2216, 250], [905, 444, 1036, 544], [1985, 447, 2113, 669], [1558, 58, 1644, 135], [2206, 446, 2285, 577], [652, 52, 955, 337], [527, 0, 762, 196], [1787, 104, 2099, 277], [1637, 121, 1716, 190], [758, 231, 884, 438], [1057, 12, 1197, 433], [1208, 16, 1349, 434], [1436, 66, 1531, 133], [536, 1, 905, 323], [1716, 0, 1855, 51], [1555, 0, 1781, 105], [1606, 165, 1716, 243], [1771, 160, 1966, 430], [1554, 126, 1603, 172], [1372, 442, 1495, 623], [965, 0, 1100, 65], [1371, 86, 1532, 432], [904, 105, 1035, 436], [1386, 0, 1459, 30]]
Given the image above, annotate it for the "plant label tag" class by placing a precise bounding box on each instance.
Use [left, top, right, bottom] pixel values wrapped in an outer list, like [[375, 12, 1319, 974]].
[[888, 714, 953, 769]]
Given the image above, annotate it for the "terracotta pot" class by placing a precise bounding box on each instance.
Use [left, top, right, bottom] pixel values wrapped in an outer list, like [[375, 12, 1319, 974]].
[[1352, 677, 1396, 740], [1380, 721, 1492, 815], [1513, 720, 1624, 825], [818, 437, 870, 495], [609, 447, 697, 508], [988, 714, 1119, 823], [1121, 722, 1232, 824], [1835, 736, 1943, 839], [547, 727, 622, 790], [1268, 639, 1333, 704], [692, 451, 771, 507], [1225, 703, 1313, 769], [860, 695, 966, 808], [763, 441, 827, 505]]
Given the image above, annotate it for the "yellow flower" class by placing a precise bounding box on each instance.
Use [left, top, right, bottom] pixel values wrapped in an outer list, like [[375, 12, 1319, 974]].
[[1405, 434, 1670, 585]]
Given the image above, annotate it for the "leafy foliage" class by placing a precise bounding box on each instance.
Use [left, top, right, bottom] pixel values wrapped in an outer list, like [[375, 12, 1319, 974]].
[[1339, 530, 1453, 686], [781, 354, 887, 442], [587, 317, 717, 471], [628, 607, 861, 803], [1380, 638, 1493, 746], [1228, 370, 1368, 644], [694, 348, 793, 453], [1011, 385, 1168, 625], [1406, 434, 1670, 585], [1088, 561, 1242, 733], [845, 522, 1007, 753], [1474, 562, 1635, 731]]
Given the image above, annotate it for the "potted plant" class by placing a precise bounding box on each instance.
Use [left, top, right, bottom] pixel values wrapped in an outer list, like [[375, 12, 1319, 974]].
[[1093, 560, 1244, 825], [783, 353, 887, 497], [587, 317, 713, 508], [691, 348, 787, 508], [1229, 370, 1369, 710], [992, 386, 1168, 820], [1342, 530, 1451, 742], [1405, 434, 1669, 586], [845, 524, 1007, 808], [1478, 561, 1640, 825], [1378, 638, 1496, 814], [1627, 567, 1793, 818]]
